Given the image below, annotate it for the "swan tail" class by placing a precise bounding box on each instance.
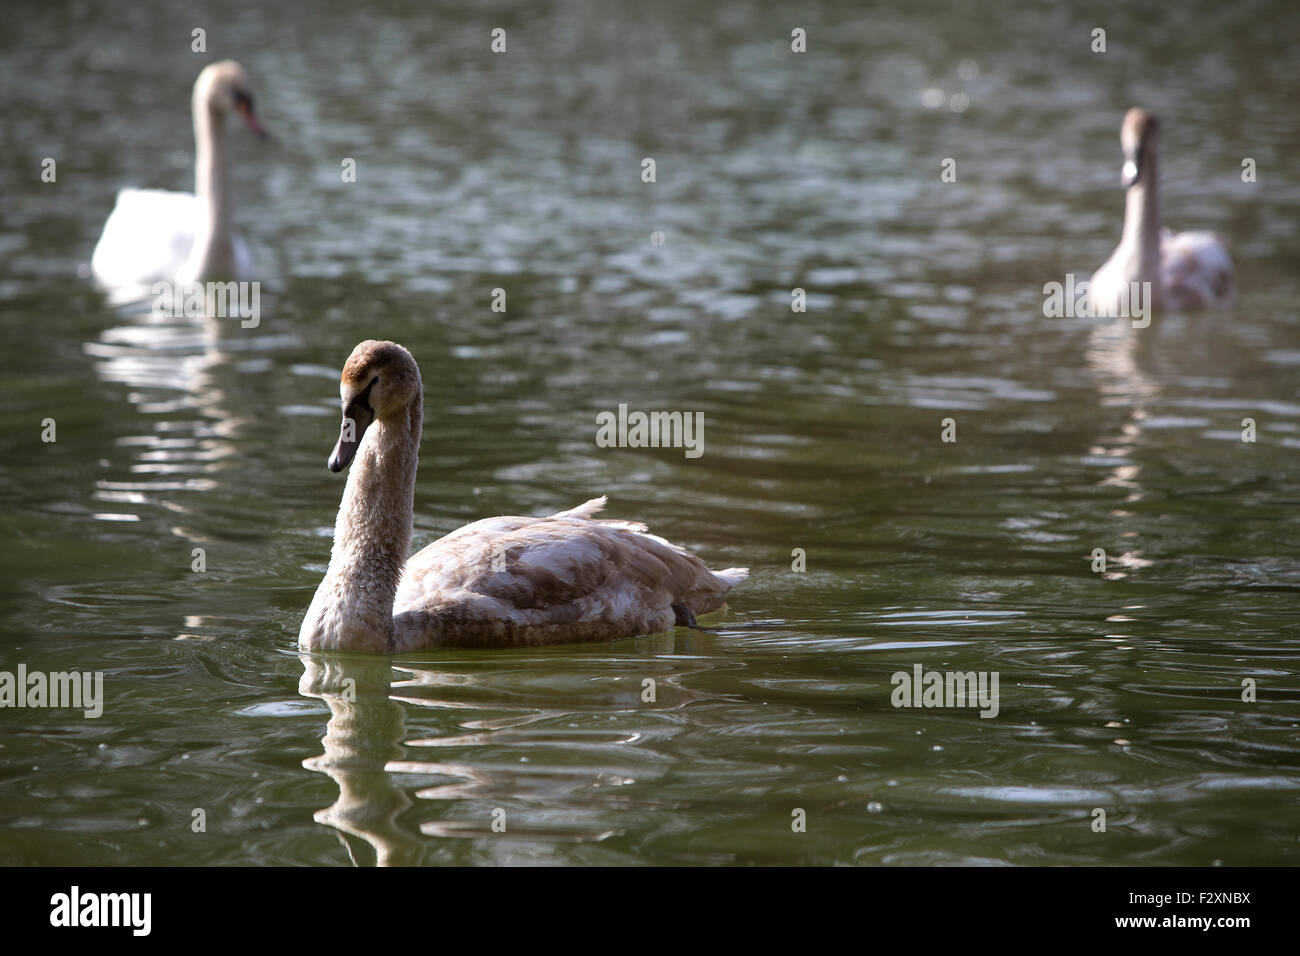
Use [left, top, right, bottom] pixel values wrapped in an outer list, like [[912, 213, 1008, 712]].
[[551, 496, 607, 520], [714, 567, 749, 589]]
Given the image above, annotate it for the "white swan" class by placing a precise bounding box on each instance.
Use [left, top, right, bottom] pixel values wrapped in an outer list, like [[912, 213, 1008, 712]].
[[1090, 108, 1234, 314], [91, 60, 265, 297], [299, 341, 748, 653]]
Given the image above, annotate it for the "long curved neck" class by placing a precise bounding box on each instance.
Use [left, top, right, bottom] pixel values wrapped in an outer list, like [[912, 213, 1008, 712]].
[[183, 95, 234, 281], [309, 391, 423, 652], [1121, 154, 1161, 286]]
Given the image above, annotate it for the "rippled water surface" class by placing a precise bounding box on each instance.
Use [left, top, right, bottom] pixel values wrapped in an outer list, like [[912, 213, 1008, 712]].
[[2, 0, 1299, 865]]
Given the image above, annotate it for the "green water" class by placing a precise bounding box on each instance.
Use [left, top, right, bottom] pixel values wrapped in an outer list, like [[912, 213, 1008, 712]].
[[2, 0, 1298, 865]]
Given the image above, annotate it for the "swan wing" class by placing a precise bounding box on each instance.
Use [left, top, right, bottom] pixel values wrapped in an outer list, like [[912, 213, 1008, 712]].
[[91, 188, 199, 292], [393, 503, 746, 646], [1161, 229, 1234, 309]]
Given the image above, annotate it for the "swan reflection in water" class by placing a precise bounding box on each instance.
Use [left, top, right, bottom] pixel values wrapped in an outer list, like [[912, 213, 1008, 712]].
[[86, 298, 295, 641], [297, 629, 714, 865], [1083, 314, 1157, 582], [298, 654, 422, 866]]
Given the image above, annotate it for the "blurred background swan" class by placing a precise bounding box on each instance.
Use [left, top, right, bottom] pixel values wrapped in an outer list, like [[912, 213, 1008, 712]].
[[1090, 107, 1235, 314], [91, 60, 265, 302]]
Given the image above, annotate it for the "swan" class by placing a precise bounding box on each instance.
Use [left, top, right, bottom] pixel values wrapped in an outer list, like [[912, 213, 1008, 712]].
[[91, 60, 265, 297], [1090, 108, 1235, 314], [299, 340, 747, 653]]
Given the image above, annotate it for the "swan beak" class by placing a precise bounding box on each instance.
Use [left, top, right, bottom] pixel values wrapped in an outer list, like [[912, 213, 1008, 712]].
[[237, 102, 267, 139], [1121, 158, 1139, 189], [328, 403, 373, 473]]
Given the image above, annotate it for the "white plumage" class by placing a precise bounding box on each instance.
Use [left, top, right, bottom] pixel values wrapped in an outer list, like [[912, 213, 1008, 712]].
[[92, 189, 252, 292], [91, 61, 264, 301]]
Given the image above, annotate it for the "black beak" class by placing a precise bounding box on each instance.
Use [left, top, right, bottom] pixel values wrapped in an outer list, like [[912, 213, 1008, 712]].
[[328, 401, 374, 472]]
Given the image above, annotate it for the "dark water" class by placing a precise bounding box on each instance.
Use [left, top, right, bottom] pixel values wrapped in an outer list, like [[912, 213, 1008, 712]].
[[2, 0, 1298, 865]]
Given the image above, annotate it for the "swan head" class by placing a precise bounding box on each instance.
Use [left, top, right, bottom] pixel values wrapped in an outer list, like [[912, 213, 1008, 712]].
[[194, 60, 266, 137], [1119, 107, 1158, 190], [328, 340, 422, 473]]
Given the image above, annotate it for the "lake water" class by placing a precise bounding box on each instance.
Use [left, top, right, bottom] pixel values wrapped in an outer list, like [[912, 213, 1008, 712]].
[[2, 0, 1298, 865]]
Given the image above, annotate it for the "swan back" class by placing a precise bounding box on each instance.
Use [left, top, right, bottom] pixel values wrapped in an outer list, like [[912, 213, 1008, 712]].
[[91, 189, 201, 292], [1161, 228, 1235, 309], [392, 497, 747, 649]]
